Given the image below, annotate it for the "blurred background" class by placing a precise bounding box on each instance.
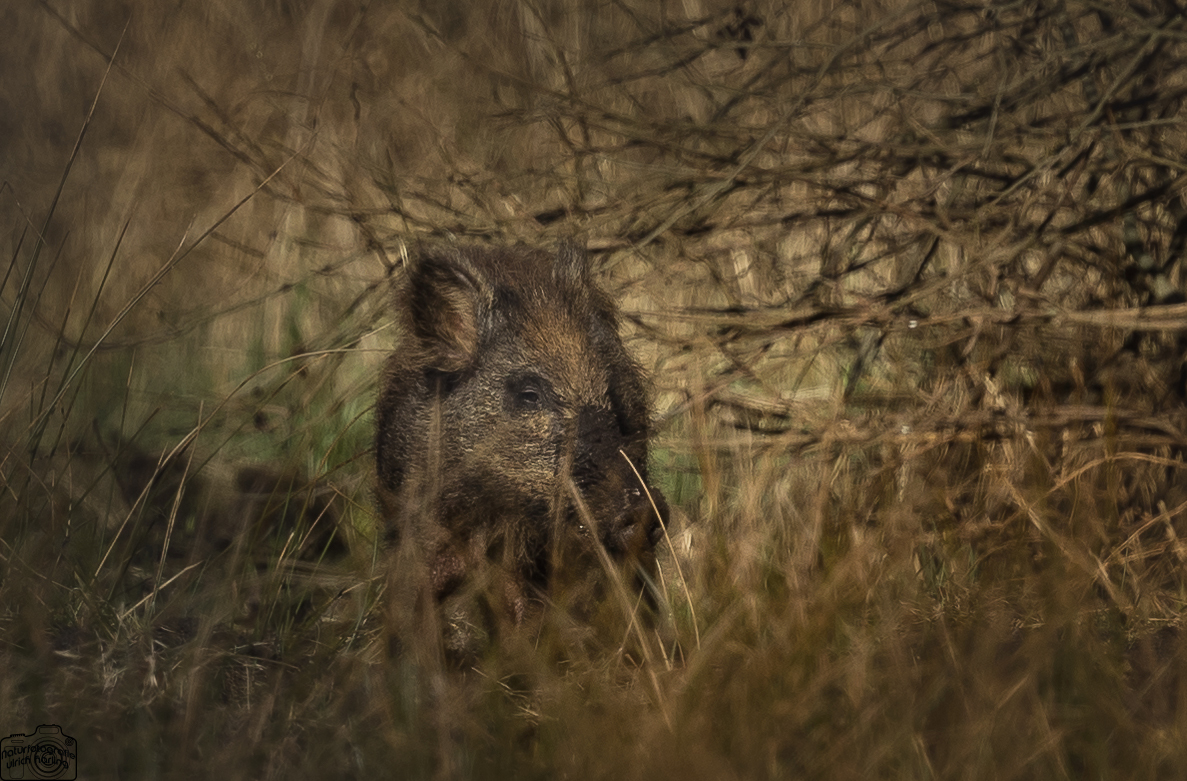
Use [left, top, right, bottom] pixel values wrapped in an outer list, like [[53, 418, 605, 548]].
[[4, 0, 1187, 778]]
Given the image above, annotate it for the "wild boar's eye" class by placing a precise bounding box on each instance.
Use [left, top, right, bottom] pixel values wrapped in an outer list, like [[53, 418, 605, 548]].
[[507, 375, 548, 411]]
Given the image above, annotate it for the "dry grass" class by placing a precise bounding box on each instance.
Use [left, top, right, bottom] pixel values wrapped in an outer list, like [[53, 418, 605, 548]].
[[3, 0, 1187, 778]]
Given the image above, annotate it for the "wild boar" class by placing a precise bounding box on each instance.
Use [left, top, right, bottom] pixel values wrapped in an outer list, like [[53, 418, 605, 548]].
[[375, 242, 668, 655]]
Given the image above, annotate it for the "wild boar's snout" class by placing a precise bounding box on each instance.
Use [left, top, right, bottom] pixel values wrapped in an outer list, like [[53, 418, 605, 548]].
[[569, 404, 667, 557]]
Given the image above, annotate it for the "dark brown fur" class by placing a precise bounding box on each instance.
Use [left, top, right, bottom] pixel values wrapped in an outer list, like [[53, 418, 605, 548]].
[[376, 243, 668, 655]]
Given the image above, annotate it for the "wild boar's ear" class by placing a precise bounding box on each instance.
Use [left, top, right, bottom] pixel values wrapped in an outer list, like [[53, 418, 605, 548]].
[[407, 251, 490, 373], [556, 240, 621, 325], [554, 240, 592, 290]]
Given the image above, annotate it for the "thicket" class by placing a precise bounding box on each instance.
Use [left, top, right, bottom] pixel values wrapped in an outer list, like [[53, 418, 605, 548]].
[[3, 1, 1187, 778]]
